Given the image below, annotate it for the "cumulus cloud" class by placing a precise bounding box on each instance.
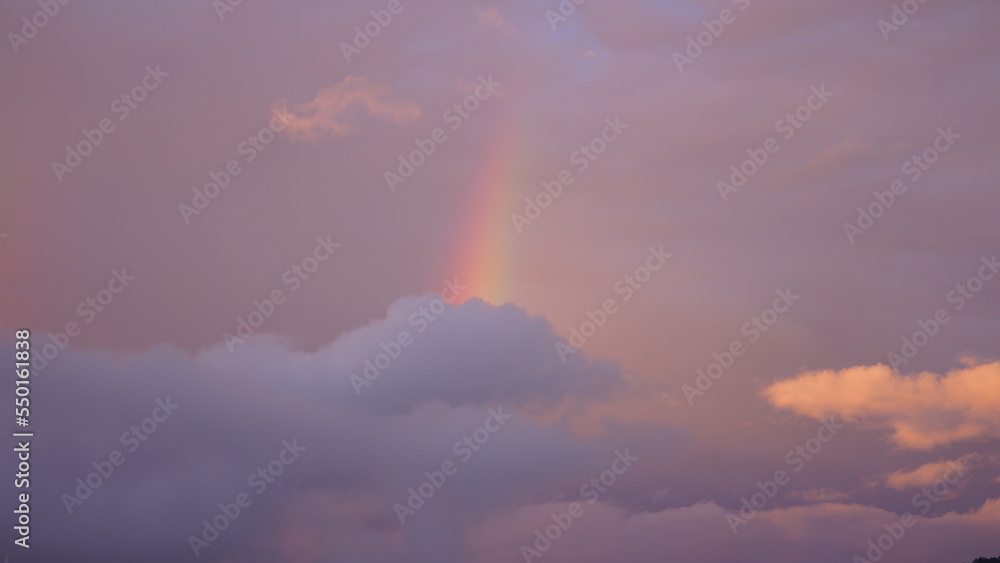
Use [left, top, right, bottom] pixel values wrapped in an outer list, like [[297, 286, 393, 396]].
[[204, 295, 626, 414], [275, 76, 421, 140], [762, 362, 1000, 449], [2, 297, 675, 562]]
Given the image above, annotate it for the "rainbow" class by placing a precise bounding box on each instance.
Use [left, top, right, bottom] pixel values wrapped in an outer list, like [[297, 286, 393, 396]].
[[449, 114, 526, 305]]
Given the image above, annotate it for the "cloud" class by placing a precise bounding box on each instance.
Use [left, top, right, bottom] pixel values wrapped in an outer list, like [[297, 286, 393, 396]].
[[3, 297, 674, 562], [786, 488, 853, 503], [883, 455, 979, 490], [466, 497, 1000, 563], [204, 295, 627, 414], [762, 362, 1000, 449], [275, 76, 421, 140]]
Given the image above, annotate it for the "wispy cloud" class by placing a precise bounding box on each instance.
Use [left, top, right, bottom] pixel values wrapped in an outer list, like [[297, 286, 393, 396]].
[[883, 454, 979, 490], [275, 76, 421, 140]]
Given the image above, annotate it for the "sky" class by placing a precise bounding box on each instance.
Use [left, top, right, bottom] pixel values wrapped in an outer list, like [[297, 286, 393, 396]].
[[1, 0, 999, 562]]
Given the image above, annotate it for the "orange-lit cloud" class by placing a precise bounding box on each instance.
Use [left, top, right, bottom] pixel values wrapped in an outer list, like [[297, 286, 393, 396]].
[[883, 455, 979, 490], [275, 76, 421, 140], [762, 362, 1000, 449]]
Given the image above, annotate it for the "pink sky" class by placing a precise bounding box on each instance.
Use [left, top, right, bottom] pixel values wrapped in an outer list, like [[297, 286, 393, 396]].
[[1, 0, 999, 561]]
